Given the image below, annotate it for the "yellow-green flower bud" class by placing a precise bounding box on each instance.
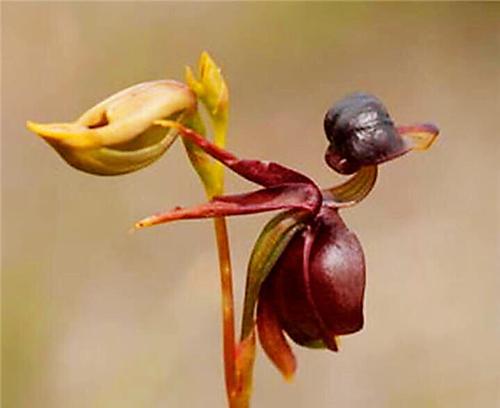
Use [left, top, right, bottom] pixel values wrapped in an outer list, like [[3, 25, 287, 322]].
[[185, 52, 228, 119], [27, 80, 196, 175], [183, 51, 229, 197]]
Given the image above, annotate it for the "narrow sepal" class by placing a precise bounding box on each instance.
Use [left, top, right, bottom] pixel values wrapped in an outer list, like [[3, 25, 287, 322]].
[[240, 209, 310, 339], [181, 113, 222, 197], [256, 283, 297, 381], [234, 330, 256, 403], [155, 120, 317, 188], [135, 184, 317, 229], [185, 52, 229, 121], [184, 52, 229, 196], [322, 165, 378, 208]]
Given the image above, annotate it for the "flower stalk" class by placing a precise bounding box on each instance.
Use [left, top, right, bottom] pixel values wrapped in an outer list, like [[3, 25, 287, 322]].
[[182, 53, 253, 408], [213, 217, 239, 406]]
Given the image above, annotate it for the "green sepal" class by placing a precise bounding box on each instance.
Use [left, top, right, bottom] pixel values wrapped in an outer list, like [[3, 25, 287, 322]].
[[185, 52, 228, 128], [182, 52, 229, 198], [240, 209, 310, 340], [181, 112, 222, 197]]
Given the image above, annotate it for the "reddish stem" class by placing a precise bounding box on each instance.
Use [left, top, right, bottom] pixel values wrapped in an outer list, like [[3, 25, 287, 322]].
[[212, 217, 240, 407]]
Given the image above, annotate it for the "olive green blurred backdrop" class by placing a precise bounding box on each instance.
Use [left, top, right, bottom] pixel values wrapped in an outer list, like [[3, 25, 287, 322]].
[[2, 2, 499, 408]]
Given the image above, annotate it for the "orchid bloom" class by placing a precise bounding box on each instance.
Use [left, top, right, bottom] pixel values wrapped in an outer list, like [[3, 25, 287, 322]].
[[27, 80, 196, 175], [134, 93, 438, 379], [26, 51, 438, 402]]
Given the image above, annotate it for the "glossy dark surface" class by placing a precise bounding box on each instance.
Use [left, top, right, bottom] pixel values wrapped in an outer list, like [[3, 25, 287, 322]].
[[324, 93, 406, 174], [267, 207, 365, 351], [136, 101, 436, 362]]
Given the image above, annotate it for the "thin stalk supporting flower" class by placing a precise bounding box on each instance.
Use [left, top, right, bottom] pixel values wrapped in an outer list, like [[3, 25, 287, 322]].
[[27, 52, 439, 408]]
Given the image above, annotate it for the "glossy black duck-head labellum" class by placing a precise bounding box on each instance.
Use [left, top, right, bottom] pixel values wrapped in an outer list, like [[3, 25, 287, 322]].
[[324, 93, 406, 174], [266, 207, 365, 351]]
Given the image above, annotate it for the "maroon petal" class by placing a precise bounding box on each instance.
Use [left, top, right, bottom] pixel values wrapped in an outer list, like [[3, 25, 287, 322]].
[[161, 121, 317, 188], [301, 227, 340, 350], [268, 228, 330, 349], [308, 207, 365, 335], [266, 206, 364, 350], [256, 281, 297, 381], [135, 183, 320, 228]]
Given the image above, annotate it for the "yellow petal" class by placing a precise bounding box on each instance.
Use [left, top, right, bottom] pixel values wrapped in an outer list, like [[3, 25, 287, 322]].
[[186, 52, 228, 118], [26, 121, 100, 149], [183, 52, 229, 197], [77, 80, 196, 146], [27, 80, 195, 149], [27, 80, 196, 175], [46, 124, 179, 176], [198, 52, 229, 116]]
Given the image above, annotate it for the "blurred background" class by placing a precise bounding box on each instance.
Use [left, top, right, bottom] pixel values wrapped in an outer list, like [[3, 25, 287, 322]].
[[2, 3, 499, 407]]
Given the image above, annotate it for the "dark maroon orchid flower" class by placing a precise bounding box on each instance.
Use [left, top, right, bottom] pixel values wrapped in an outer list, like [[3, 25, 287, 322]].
[[324, 93, 438, 174], [136, 93, 438, 379]]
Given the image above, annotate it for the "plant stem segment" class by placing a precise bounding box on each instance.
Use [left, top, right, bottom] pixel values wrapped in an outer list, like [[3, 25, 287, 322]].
[[182, 53, 254, 405], [213, 215, 255, 408], [208, 114, 254, 406], [212, 216, 238, 406]]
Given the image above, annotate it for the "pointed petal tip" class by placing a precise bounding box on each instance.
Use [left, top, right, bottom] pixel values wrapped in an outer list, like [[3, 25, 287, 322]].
[[420, 123, 440, 135], [398, 123, 439, 151], [282, 368, 296, 383], [199, 51, 214, 71], [26, 120, 99, 148], [134, 218, 155, 230], [134, 211, 181, 229], [335, 336, 341, 349], [257, 285, 298, 383], [185, 65, 203, 95], [26, 120, 64, 139], [26, 120, 39, 132]]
